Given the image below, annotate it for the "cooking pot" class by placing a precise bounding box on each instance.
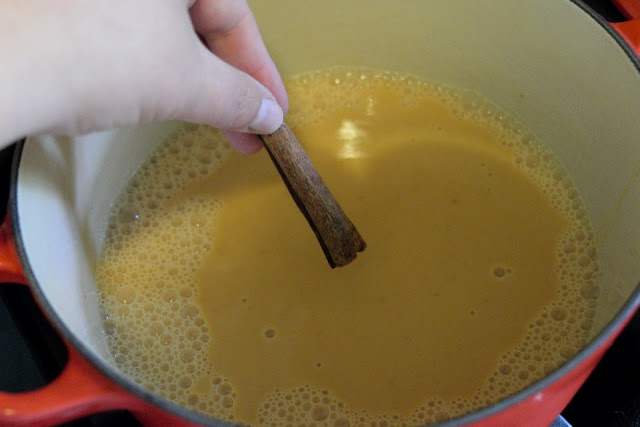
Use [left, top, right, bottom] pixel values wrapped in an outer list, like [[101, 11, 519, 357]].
[[2, 0, 640, 425]]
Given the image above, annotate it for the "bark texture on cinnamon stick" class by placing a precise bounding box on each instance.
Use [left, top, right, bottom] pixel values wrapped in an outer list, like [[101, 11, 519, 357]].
[[259, 123, 366, 268]]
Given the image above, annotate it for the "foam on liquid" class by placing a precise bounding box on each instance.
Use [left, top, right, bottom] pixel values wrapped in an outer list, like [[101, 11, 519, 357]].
[[95, 67, 600, 426]]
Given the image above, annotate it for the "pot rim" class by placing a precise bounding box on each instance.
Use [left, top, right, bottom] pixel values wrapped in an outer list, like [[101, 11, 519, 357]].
[[9, 1, 640, 426]]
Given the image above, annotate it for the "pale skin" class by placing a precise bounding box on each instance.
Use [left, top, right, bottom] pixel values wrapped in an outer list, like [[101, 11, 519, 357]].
[[0, 0, 288, 154]]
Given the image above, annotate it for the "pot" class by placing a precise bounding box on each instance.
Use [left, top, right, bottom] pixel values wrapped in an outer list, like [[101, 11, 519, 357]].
[[2, 0, 640, 425]]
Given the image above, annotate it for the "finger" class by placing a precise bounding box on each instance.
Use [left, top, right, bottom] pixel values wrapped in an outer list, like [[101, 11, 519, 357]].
[[188, 0, 287, 154], [180, 49, 283, 136], [223, 130, 264, 155], [190, 0, 289, 112]]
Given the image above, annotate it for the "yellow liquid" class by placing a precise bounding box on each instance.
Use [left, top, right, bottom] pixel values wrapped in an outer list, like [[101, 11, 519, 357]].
[[95, 68, 599, 426]]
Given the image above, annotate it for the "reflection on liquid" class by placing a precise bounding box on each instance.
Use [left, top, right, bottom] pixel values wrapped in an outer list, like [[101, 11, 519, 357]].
[[336, 96, 375, 160], [337, 120, 367, 160], [365, 96, 375, 116]]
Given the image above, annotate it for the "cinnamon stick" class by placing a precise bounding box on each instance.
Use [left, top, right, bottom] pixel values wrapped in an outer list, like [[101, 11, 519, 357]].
[[259, 123, 366, 268]]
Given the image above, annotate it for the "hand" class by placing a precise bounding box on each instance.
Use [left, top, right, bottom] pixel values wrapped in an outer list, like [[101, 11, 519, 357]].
[[0, 0, 288, 154]]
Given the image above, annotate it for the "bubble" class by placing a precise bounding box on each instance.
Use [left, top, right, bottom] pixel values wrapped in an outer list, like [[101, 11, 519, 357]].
[[578, 256, 591, 267], [435, 411, 451, 422], [115, 287, 136, 304], [218, 383, 232, 396], [580, 282, 600, 300], [163, 289, 178, 303], [222, 396, 234, 408], [180, 304, 199, 319], [492, 265, 512, 279], [179, 376, 192, 389], [119, 208, 140, 224], [189, 214, 208, 228], [264, 328, 277, 339], [183, 327, 200, 341], [311, 405, 329, 421], [198, 154, 213, 165], [559, 347, 575, 360], [149, 322, 164, 336], [550, 307, 568, 321], [580, 320, 593, 331], [160, 333, 173, 345], [104, 319, 117, 335], [180, 349, 195, 363]]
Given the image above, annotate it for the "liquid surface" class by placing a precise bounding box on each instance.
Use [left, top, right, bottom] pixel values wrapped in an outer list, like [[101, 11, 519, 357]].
[[96, 68, 600, 426]]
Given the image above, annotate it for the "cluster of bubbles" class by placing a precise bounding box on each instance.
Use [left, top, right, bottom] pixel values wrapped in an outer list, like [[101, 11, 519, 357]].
[[95, 125, 241, 418], [285, 68, 431, 129], [256, 385, 465, 427], [432, 64, 602, 414], [95, 67, 601, 426]]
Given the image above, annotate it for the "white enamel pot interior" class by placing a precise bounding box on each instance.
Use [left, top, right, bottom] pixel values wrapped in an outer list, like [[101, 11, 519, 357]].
[[10, 0, 640, 425]]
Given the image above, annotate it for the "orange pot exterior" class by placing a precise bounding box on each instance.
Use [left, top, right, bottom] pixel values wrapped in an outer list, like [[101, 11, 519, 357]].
[[0, 215, 203, 427], [614, 0, 640, 19], [465, 314, 636, 426], [612, 0, 640, 53], [0, 217, 27, 286]]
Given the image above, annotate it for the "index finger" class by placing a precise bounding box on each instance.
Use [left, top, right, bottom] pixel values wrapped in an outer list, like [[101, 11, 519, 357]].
[[189, 0, 289, 112]]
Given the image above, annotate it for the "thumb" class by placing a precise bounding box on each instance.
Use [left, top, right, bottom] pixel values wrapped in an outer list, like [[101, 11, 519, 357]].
[[180, 50, 284, 138]]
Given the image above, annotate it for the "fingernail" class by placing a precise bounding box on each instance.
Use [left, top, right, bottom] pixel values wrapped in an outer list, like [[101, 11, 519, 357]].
[[249, 98, 283, 134]]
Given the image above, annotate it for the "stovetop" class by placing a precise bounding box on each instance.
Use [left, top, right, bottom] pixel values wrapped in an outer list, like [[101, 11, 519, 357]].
[[1, 2, 639, 426]]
